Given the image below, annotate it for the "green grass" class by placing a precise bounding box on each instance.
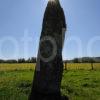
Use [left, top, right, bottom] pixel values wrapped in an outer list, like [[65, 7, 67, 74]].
[[0, 70, 33, 100], [0, 64, 100, 100], [62, 70, 100, 100]]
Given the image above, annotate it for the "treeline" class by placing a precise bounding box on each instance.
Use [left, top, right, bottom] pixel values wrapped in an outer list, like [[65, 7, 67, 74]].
[[0, 57, 36, 63], [0, 57, 100, 63], [64, 57, 100, 63]]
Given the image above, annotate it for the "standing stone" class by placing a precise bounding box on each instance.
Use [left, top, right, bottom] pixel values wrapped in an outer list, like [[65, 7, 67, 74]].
[[29, 0, 67, 100]]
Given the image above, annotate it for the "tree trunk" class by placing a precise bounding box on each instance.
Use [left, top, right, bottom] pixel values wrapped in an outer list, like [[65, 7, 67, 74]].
[[29, 0, 68, 100]]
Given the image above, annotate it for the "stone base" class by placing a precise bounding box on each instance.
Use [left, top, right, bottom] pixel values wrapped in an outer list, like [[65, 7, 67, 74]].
[[29, 90, 69, 100]]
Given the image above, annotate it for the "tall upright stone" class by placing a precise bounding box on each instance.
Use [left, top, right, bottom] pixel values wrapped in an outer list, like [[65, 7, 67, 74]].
[[29, 0, 67, 100]]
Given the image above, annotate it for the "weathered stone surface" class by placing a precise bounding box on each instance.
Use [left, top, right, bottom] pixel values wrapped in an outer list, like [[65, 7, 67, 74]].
[[29, 0, 67, 100]]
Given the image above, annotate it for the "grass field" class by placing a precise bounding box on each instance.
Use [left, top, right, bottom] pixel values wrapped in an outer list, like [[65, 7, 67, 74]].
[[0, 63, 100, 100]]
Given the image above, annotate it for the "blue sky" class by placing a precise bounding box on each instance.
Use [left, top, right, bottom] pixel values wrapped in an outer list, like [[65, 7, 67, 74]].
[[0, 0, 100, 60]]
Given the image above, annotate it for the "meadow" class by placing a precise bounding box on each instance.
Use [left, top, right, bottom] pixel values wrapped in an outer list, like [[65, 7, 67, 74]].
[[0, 63, 100, 100]]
